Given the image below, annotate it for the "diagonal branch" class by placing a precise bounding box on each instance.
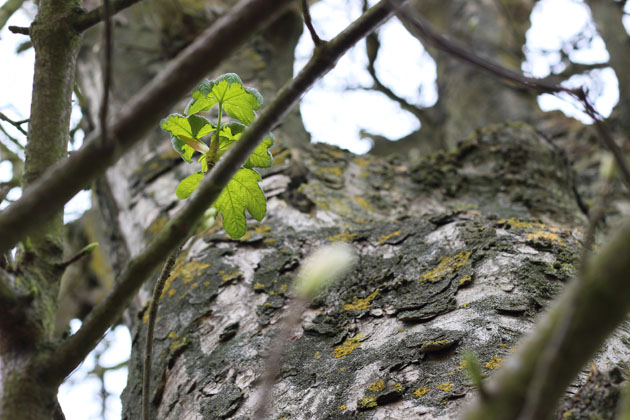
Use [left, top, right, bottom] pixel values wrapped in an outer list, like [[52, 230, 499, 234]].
[[0, 112, 28, 136], [36, 0, 400, 387], [73, 0, 143, 33], [0, 0, 295, 257]]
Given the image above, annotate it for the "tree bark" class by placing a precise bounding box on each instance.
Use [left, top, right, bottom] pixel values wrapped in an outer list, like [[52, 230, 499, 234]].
[[69, 2, 630, 420]]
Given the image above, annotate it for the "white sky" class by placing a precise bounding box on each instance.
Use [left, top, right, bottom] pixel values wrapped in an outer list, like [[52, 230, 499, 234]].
[[0, 0, 628, 418]]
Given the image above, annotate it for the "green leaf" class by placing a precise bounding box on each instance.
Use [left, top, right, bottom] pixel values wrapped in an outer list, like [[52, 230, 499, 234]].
[[161, 114, 213, 162], [214, 168, 266, 238], [216, 122, 274, 169], [245, 134, 274, 169], [186, 73, 263, 124], [176, 172, 204, 199]]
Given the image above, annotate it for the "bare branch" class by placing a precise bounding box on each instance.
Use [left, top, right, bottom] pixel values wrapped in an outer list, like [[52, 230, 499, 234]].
[[0, 112, 28, 136], [99, 0, 113, 145], [301, 0, 324, 46], [8, 25, 28, 34], [142, 248, 180, 420], [73, 0, 142, 33], [0, 0, 25, 32], [0, 0, 296, 256], [36, 0, 399, 387]]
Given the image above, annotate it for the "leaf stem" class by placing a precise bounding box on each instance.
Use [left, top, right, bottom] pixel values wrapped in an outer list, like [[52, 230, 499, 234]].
[[208, 102, 222, 165]]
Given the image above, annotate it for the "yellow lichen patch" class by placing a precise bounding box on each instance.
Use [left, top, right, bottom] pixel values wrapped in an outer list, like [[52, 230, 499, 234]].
[[485, 355, 503, 370], [162, 256, 211, 297], [353, 157, 371, 167], [327, 166, 344, 178], [338, 404, 347, 411], [413, 387, 430, 397], [353, 196, 374, 212], [368, 380, 385, 392], [253, 282, 265, 290], [170, 335, 188, 352], [203, 281, 211, 287], [168, 331, 177, 339], [168, 289, 176, 297], [498, 343, 509, 349], [421, 251, 472, 283], [394, 383, 403, 392], [436, 382, 453, 392], [314, 200, 329, 211], [313, 351, 320, 360], [263, 238, 276, 246], [526, 231, 566, 247], [343, 290, 379, 311], [458, 360, 468, 370], [498, 218, 567, 247], [326, 232, 358, 243], [378, 230, 402, 244], [358, 396, 377, 409], [190, 282, 198, 288], [459, 275, 472, 286], [333, 333, 364, 359], [219, 270, 241, 284]]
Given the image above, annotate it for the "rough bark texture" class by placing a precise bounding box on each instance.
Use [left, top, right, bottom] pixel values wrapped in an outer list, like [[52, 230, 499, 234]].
[[68, 1, 630, 420]]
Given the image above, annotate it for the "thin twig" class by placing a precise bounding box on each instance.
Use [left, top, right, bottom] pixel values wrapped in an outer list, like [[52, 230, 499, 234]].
[[35, 0, 399, 387], [390, 0, 630, 191], [253, 298, 307, 420], [57, 242, 99, 269], [73, 0, 142, 32], [0, 112, 28, 136], [301, 0, 323, 46], [0, 125, 25, 150], [8, 25, 29, 35], [99, 0, 113, 145], [142, 248, 180, 420]]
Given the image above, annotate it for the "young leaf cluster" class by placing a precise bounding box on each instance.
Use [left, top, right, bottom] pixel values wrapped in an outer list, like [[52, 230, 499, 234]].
[[160, 73, 274, 239]]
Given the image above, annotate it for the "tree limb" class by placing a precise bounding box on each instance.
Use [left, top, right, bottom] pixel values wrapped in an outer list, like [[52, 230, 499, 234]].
[[0, 112, 28, 136], [36, 0, 400, 387], [0, 0, 295, 256], [463, 219, 630, 420], [72, 0, 142, 33]]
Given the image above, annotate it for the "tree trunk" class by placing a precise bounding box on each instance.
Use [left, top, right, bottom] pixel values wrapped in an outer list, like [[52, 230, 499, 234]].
[[70, 2, 630, 420]]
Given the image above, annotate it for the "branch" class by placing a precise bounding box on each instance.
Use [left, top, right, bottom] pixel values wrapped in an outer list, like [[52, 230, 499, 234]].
[[0, 0, 296, 256], [142, 248, 180, 420], [0, 112, 28, 136], [72, 0, 142, 33], [0, 0, 25, 32], [98, 0, 113, 145], [301, 0, 323, 46], [391, 1, 630, 192], [463, 219, 630, 420], [8, 25, 28, 35], [36, 0, 399, 387]]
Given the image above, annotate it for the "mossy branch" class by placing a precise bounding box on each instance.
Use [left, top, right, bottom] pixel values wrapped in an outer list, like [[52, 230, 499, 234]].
[[0, 0, 295, 256], [0, 0, 25, 32], [36, 0, 399, 386], [463, 219, 630, 420]]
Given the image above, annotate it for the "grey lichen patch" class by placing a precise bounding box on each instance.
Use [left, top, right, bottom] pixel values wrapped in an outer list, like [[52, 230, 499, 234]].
[[200, 383, 244, 419]]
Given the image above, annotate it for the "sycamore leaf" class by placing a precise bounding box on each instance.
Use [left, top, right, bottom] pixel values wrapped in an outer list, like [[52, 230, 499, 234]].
[[176, 172, 204, 199], [214, 168, 266, 238], [216, 122, 274, 169], [161, 114, 213, 162], [186, 73, 263, 124]]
